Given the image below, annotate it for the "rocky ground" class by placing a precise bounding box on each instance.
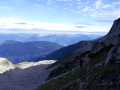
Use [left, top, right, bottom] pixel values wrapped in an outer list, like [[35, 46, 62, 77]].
[[0, 59, 55, 90]]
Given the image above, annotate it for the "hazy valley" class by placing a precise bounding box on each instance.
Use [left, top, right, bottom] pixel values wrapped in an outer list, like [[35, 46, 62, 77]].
[[0, 18, 120, 90], [0, 41, 63, 64]]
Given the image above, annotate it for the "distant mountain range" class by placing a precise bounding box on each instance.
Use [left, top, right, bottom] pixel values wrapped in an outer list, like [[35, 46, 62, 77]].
[[0, 41, 63, 64], [33, 40, 93, 62], [0, 33, 101, 45], [0, 33, 101, 63]]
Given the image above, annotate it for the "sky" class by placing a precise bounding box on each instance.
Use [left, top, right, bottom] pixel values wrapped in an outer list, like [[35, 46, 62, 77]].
[[0, 0, 120, 35]]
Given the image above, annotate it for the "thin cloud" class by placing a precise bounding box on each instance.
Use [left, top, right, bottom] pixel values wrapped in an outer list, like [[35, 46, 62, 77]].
[[14, 23, 28, 25], [75, 22, 93, 26], [75, 26, 87, 28], [102, 4, 111, 8], [96, 20, 114, 23], [80, 0, 120, 18], [83, 6, 91, 12], [113, 2, 120, 5], [56, 0, 72, 2], [0, 25, 5, 28], [33, 0, 120, 18], [34, 4, 43, 7], [94, 0, 102, 9], [0, 6, 12, 10], [46, 0, 53, 5], [0, 18, 110, 33]]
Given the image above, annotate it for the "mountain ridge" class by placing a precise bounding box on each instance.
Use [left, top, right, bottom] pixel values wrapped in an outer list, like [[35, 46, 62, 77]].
[[33, 40, 93, 62], [37, 18, 120, 90], [0, 33, 101, 45]]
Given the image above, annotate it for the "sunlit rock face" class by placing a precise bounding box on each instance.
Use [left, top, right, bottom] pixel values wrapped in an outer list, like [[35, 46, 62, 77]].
[[0, 58, 15, 74], [15, 60, 56, 69], [0, 58, 56, 74]]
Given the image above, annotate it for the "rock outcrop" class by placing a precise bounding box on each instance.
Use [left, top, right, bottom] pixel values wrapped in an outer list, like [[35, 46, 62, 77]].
[[91, 18, 120, 54], [108, 18, 120, 35], [0, 58, 15, 73]]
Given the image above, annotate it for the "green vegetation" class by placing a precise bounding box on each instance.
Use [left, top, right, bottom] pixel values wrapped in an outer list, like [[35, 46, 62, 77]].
[[37, 52, 108, 90], [37, 43, 120, 90], [37, 59, 120, 90], [47, 50, 93, 79], [46, 43, 111, 80], [89, 84, 112, 90], [47, 59, 79, 80], [86, 61, 120, 90], [47, 50, 90, 70], [88, 44, 113, 58], [46, 53, 74, 69], [37, 67, 87, 90]]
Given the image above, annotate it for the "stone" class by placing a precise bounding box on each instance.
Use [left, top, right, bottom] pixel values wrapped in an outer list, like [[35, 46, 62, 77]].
[[105, 48, 114, 66], [108, 18, 120, 35]]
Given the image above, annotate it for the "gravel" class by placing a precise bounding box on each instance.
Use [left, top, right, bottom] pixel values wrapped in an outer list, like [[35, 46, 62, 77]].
[[0, 60, 55, 90]]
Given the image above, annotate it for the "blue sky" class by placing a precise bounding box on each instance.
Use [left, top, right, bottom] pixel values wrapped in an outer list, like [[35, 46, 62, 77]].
[[0, 0, 120, 35]]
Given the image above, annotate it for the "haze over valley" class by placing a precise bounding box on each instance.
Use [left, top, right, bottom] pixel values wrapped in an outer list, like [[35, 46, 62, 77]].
[[0, 0, 120, 90]]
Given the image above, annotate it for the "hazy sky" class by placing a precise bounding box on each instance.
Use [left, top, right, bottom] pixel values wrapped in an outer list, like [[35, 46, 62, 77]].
[[0, 0, 120, 34]]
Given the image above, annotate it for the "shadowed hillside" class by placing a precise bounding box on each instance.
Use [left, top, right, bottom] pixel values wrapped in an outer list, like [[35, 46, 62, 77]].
[[34, 41, 93, 62], [37, 18, 120, 90]]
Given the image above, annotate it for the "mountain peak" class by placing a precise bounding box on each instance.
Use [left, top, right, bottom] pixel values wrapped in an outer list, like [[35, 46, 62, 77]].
[[108, 18, 120, 35]]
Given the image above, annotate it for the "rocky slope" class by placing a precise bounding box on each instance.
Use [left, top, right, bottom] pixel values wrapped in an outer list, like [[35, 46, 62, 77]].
[[0, 58, 56, 90], [37, 18, 120, 90]]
